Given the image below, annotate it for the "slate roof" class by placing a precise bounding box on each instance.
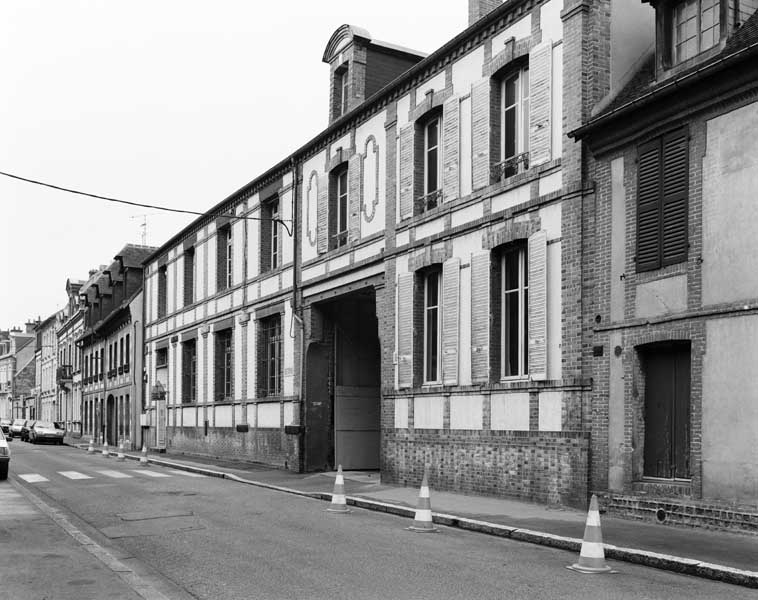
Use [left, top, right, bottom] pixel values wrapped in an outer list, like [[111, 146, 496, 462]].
[[578, 9, 758, 134], [116, 244, 158, 269]]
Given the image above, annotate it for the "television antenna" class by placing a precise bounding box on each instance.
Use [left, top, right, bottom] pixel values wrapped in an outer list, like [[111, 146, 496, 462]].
[[130, 213, 159, 245]]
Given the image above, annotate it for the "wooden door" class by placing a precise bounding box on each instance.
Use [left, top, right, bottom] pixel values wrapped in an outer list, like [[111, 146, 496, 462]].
[[644, 346, 690, 479], [305, 344, 331, 471]]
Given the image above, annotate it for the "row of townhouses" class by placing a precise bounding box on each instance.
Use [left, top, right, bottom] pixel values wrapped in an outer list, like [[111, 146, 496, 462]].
[[9, 0, 758, 533]]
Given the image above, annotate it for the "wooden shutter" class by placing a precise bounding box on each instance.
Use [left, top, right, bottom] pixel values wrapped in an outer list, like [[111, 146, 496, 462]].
[[528, 41, 553, 167], [442, 258, 460, 386], [528, 230, 547, 381], [348, 153, 362, 243], [636, 139, 662, 271], [661, 129, 688, 266], [316, 174, 329, 254], [471, 81, 491, 191], [442, 96, 459, 203], [398, 125, 414, 220], [470, 251, 491, 383], [397, 272, 414, 389]]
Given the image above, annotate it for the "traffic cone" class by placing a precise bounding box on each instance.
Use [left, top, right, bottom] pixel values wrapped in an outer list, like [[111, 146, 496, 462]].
[[327, 465, 350, 513], [101, 442, 109, 457], [406, 467, 437, 532], [139, 445, 149, 466], [87, 439, 94, 453], [567, 494, 617, 574], [116, 440, 125, 462]]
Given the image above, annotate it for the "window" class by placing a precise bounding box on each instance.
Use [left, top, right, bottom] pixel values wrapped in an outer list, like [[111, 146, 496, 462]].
[[329, 166, 349, 249], [217, 226, 232, 292], [423, 270, 441, 383], [182, 339, 197, 404], [341, 69, 349, 116], [214, 329, 233, 401], [155, 347, 168, 369], [119, 338, 124, 368], [157, 265, 168, 318], [125, 334, 130, 370], [258, 315, 282, 397], [501, 244, 529, 378], [261, 196, 280, 272], [334, 65, 350, 118], [124, 394, 130, 438], [184, 247, 195, 306], [499, 67, 530, 179], [422, 117, 442, 210], [636, 128, 689, 272], [672, 0, 720, 64]]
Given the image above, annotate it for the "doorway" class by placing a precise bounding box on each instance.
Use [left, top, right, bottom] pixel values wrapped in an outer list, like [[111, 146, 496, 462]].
[[106, 395, 117, 446], [642, 343, 691, 479], [304, 288, 381, 471]]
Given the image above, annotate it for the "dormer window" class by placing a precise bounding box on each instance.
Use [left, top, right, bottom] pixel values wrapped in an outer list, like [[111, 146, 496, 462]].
[[339, 67, 349, 116], [672, 0, 720, 63], [334, 64, 350, 119]]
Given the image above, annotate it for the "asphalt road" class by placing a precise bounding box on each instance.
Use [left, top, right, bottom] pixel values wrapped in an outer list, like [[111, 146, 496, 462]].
[[7, 442, 754, 600]]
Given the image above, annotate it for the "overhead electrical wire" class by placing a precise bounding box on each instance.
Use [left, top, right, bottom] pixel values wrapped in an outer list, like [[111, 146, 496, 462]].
[[0, 169, 293, 237]]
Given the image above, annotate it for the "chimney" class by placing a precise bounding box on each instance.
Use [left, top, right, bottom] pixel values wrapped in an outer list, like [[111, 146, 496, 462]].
[[469, 0, 503, 26], [25, 321, 38, 333]]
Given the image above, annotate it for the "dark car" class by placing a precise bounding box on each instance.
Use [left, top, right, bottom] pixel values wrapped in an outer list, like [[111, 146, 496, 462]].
[[29, 421, 65, 445], [0, 418, 11, 439], [20, 420, 36, 442], [0, 429, 9, 480]]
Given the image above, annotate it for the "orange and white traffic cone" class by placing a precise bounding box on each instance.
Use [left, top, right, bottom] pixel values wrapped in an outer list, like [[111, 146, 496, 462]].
[[327, 465, 350, 513], [87, 439, 94, 453], [567, 494, 617, 574], [101, 442, 109, 457], [139, 445, 149, 466], [406, 467, 437, 532], [116, 440, 125, 462]]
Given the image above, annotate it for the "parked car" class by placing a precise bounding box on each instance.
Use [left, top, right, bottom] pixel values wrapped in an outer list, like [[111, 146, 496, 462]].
[[20, 420, 36, 442], [0, 429, 10, 480], [29, 421, 64, 445], [9, 419, 25, 438], [0, 418, 11, 439]]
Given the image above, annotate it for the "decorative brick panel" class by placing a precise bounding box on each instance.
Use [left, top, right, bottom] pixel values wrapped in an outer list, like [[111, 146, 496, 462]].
[[348, 153, 362, 243], [528, 40, 553, 167], [528, 230, 547, 380], [442, 257, 460, 386], [442, 96, 459, 203], [470, 251, 491, 383], [316, 174, 328, 254]]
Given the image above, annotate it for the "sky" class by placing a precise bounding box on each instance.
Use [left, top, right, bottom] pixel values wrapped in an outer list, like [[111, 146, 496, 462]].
[[0, 0, 464, 329]]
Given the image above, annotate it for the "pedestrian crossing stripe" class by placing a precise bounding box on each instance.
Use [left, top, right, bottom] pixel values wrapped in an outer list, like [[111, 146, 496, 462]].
[[0, 486, 38, 518], [95, 470, 133, 479], [18, 473, 49, 483], [167, 469, 205, 477], [131, 470, 171, 478], [59, 471, 93, 480]]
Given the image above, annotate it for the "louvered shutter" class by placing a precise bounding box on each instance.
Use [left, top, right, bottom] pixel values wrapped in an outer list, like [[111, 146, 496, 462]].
[[316, 174, 328, 254], [348, 153, 362, 243], [442, 258, 460, 386], [528, 41, 553, 166], [397, 272, 414, 389], [662, 129, 688, 266], [470, 251, 491, 383], [442, 97, 460, 203], [528, 230, 547, 381], [636, 139, 662, 271], [398, 125, 414, 219], [471, 81, 491, 190]]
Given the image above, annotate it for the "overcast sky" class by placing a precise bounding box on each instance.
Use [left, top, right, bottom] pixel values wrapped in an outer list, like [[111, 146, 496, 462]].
[[0, 1, 464, 329]]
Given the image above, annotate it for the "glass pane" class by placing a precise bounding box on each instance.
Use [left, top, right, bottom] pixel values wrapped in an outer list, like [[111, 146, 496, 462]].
[[521, 69, 529, 101], [426, 306, 438, 380], [504, 76, 516, 107], [426, 272, 439, 307], [427, 148, 438, 192], [505, 291, 519, 376], [504, 251, 520, 290], [523, 288, 529, 375], [504, 107, 516, 159], [427, 119, 438, 149]]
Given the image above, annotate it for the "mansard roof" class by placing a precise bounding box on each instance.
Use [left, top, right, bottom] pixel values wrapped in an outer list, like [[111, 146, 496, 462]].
[[322, 24, 425, 63]]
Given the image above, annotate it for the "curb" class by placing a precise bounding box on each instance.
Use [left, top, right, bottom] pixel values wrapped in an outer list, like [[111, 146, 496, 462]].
[[79, 445, 758, 589]]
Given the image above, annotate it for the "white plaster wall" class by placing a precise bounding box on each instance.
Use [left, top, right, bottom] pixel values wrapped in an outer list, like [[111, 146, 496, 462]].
[[491, 183, 530, 214], [539, 171, 562, 196], [246, 318, 256, 400], [635, 275, 687, 318], [538, 391, 562, 431], [492, 14, 532, 49], [174, 342, 182, 407], [451, 202, 482, 228], [547, 241, 562, 381], [247, 206, 260, 280], [394, 397, 408, 428], [247, 402, 257, 427], [452, 46, 485, 96], [413, 395, 444, 429], [491, 392, 529, 430], [541, 0, 564, 42], [702, 316, 758, 503], [610, 157, 626, 322], [301, 150, 326, 263], [551, 43, 563, 159], [281, 189, 294, 266], [283, 401, 294, 426], [415, 71, 446, 104], [354, 239, 385, 263], [232, 219, 245, 285], [450, 395, 483, 430], [356, 111, 387, 237], [396, 94, 411, 129], [459, 95, 473, 198], [257, 403, 280, 428], [206, 332, 214, 404], [234, 323, 243, 401], [331, 132, 351, 155], [452, 233, 482, 386], [176, 255, 185, 310], [539, 203, 561, 240], [702, 101, 758, 305], [215, 405, 232, 428], [207, 233, 217, 297], [196, 241, 206, 302], [260, 274, 279, 297], [415, 216, 446, 241], [283, 302, 294, 396]]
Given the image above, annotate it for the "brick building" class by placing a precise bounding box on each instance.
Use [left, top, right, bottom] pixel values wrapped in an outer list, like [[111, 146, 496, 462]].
[[57, 278, 85, 439], [79, 245, 154, 450], [34, 311, 61, 422], [0, 324, 37, 419], [573, 2, 758, 528], [142, 0, 653, 507]]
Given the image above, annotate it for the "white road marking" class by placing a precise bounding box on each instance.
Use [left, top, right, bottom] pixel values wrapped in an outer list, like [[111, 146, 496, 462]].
[[0, 486, 38, 518], [17, 473, 49, 483], [58, 471, 92, 480], [167, 469, 205, 477], [95, 470, 133, 479], [130, 470, 171, 478]]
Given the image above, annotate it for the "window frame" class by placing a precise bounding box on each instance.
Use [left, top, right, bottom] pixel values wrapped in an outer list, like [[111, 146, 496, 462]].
[[329, 164, 349, 249], [258, 315, 282, 397], [183, 246, 195, 307], [422, 269, 442, 385], [500, 66, 530, 178], [670, 0, 721, 65], [157, 265, 168, 318], [261, 196, 281, 272], [423, 116, 441, 197], [225, 226, 233, 289], [500, 244, 529, 380]]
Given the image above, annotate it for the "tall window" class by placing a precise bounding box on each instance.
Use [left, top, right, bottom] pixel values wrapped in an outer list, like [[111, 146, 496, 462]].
[[424, 117, 440, 198], [182, 339, 197, 404], [340, 69, 349, 116], [184, 247, 195, 306], [125, 334, 130, 370], [501, 244, 529, 378], [501, 67, 530, 178], [261, 196, 280, 272], [226, 227, 233, 289], [119, 337, 124, 368], [214, 329, 233, 401], [217, 226, 232, 292], [423, 270, 441, 383], [258, 315, 282, 397], [672, 0, 720, 64], [329, 166, 349, 249], [157, 265, 168, 318]]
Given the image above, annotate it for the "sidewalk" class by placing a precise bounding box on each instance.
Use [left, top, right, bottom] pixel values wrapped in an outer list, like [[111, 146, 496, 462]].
[[87, 444, 758, 588]]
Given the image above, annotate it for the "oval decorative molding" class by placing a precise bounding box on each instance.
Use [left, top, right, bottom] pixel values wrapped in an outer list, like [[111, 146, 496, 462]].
[[306, 171, 319, 247], [361, 135, 380, 223]]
